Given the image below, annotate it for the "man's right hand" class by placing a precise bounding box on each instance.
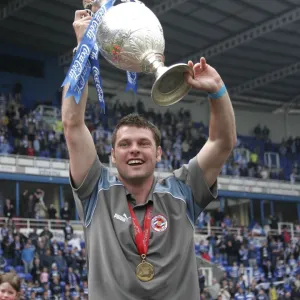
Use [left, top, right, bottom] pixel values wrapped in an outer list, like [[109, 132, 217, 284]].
[[73, 10, 92, 46]]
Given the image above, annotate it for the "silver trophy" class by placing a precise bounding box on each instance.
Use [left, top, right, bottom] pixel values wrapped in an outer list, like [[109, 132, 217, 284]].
[[83, 0, 192, 106]]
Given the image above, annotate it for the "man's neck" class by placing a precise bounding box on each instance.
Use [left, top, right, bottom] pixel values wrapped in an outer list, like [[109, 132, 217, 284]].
[[119, 175, 155, 205]]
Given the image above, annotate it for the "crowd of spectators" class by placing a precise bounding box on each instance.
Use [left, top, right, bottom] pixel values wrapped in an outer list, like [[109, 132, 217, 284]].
[[2, 189, 73, 221], [1, 84, 300, 299], [195, 215, 300, 300], [1, 214, 300, 299], [0, 219, 84, 299], [1, 88, 300, 182]]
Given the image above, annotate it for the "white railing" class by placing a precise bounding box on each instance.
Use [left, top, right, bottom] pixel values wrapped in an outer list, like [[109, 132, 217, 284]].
[[264, 152, 280, 169], [194, 222, 298, 244], [2, 217, 298, 286], [0, 154, 70, 170], [1, 217, 298, 242], [0, 217, 82, 231], [201, 267, 213, 286]]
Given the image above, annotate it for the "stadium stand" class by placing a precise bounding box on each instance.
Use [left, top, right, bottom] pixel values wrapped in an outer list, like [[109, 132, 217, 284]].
[[0, 92, 299, 184], [0, 215, 300, 299], [0, 84, 300, 299]]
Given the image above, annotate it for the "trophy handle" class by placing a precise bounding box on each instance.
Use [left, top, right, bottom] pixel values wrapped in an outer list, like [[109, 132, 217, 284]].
[[151, 63, 193, 106]]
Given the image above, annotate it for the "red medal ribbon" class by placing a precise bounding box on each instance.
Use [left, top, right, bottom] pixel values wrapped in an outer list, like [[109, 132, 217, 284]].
[[128, 203, 152, 257]]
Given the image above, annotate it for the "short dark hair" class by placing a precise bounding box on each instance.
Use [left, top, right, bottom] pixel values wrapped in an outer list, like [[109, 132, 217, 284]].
[[0, 272, 21, 292], [112, 113, 161, 148]]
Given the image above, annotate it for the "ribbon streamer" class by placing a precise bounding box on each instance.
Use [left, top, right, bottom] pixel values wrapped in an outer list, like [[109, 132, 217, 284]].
[[62, 0, 115, 111], [62, 0, 139, 113]]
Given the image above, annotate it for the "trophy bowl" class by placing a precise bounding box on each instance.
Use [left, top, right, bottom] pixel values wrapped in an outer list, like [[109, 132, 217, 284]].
[[85, 0, 192, 106]]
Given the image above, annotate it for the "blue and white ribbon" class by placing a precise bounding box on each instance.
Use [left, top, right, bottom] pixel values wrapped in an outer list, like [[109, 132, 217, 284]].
[[62, 0, 115, 110], [62, 0, 138, 112], [125, 71, 138, 94], [90, 44, 105, 112]]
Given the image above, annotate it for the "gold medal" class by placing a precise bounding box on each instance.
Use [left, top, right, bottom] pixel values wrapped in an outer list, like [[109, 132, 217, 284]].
[[127, 202, 154, 282], [136, 261, 154, 282]]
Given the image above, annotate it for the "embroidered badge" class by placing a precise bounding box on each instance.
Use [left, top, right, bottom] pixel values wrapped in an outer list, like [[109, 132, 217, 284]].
[[151, 215, 168, 232]]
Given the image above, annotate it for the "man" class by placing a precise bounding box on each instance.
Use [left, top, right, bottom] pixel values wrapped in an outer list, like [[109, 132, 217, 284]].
[[62, 7, 236, 300], [21, 242, 35, 274], [64, 220, 74, 241], [60, 202, 71, 220]]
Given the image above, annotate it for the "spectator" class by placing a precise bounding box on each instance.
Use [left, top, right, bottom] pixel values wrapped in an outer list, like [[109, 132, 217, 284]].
[[40, 267, 49, 284], [12, 235, 22, 267], [234, 287, 244, 300], [51, 277, 62, 298], [40, 248, 53, 269], [60, 202, 71, 220], [48, 204, 57, 220], [290, 168, 299, 184], [33, 189, 47, 219], [67, 267, 78, 291], [14, 227, 27, 245], [50, 240, 60, 257], [260, 166, 270, 180], [39, 227, 53, 248], [0, 272, 20, 300], [1, 236, 14, 261], [53, 250, 67, 274], [208, 278, 221, 300], [22, 190, 35, 219], [3, 199, 14, 219], [31, 257, 42, 283], [64, 220, 74, 241], [254, 124, 262, 139], [198, 269, 205, 293], [28, 228, 39, 247], [214, 208, 224, 227], [257, 289, 268, 300], [21, 242, 35, 274]]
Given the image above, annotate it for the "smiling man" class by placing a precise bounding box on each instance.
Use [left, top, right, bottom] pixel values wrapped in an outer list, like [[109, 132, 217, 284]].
[[62, 8, 236, 300]]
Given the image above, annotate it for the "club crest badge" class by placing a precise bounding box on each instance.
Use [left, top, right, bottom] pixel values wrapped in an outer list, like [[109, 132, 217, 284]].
[[151, 215, 168, 232]]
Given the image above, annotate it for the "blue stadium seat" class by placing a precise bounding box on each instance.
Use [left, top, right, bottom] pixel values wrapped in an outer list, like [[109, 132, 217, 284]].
[[4, 265, 14, 273], [58, 241, 65, 248], [25, 273, 33, 281], [6, 259, 13, 266], [15, 266, 24, 273], [17, 273, 26, 279]]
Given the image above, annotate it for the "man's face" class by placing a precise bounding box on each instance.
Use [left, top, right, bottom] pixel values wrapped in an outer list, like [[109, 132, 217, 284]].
[[112, 126, 162, 184]]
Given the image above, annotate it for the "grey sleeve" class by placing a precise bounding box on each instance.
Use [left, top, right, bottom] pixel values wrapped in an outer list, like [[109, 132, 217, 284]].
[[69, 157, 102, 222], [173, 157, 218, 210]]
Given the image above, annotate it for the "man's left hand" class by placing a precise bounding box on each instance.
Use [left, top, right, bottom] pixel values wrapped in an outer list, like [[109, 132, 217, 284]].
[[184, 57, 224, 93]]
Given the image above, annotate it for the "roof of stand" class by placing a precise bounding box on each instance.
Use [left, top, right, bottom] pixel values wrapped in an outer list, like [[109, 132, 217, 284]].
[[1, 0, 300, 112]]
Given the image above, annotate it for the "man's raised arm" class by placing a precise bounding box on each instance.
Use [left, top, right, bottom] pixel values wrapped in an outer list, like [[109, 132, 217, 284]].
[[185, 57, 237, 188], [62, 10, 97, 187]]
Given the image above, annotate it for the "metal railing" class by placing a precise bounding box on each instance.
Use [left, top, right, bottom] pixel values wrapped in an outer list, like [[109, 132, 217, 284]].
[[0, 217, 82, 231], [1, 217, 297, 241], [195, 222, 298, 241]]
